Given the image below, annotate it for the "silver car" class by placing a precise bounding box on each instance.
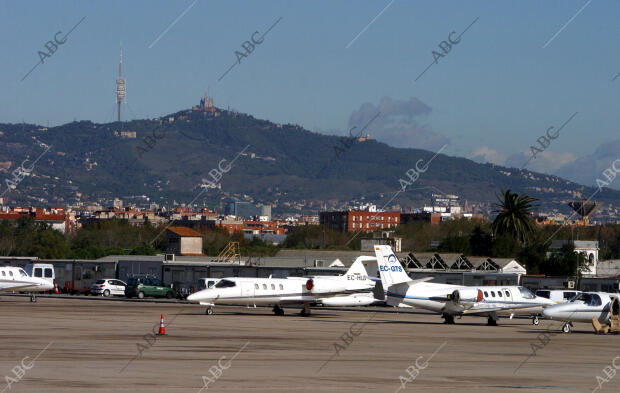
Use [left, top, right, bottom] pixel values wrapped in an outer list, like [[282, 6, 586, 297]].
[[90, 279, 126, 297]]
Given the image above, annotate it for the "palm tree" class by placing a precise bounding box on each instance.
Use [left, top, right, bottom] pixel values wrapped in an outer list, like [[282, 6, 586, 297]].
[[491, 189, 537, 243]]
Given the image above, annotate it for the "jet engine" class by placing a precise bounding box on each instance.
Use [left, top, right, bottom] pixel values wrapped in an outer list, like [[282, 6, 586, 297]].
[[306, 278, 347, 295], [451, 288, 483, 304], [320, 294, 376, 306]]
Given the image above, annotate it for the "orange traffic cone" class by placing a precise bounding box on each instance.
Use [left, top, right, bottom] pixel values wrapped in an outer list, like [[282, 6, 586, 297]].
[[157, 314, 167, 336], [54, 282, 59, 294]]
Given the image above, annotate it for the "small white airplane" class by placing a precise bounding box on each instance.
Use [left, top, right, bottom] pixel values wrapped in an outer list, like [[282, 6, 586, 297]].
[[0, 266, 55, 302], [542, 292, 620, 333], [374, 245, 556, 325], [187, 256, 379, 315]]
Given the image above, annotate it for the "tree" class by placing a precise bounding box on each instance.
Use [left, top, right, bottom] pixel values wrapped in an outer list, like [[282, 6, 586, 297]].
[[491, 189, 537, 244], [469, 226, 492, 256], [539, 243, 587, 276]]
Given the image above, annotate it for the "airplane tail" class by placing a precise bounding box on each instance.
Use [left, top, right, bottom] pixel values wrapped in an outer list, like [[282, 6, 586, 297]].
[[374, 245, 411, 288], [344, 257, 371, 277]]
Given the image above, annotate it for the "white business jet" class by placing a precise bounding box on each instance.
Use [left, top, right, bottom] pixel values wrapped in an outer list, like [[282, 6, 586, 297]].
[[542, 292, 620, 333], [187, 256, 379, 315], [374, 245, 555, 325], [0, 266, 54, 302]]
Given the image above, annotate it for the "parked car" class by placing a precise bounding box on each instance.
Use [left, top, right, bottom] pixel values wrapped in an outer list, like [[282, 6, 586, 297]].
[[125, 277, 175, 299], [90, 279, 126, 297]]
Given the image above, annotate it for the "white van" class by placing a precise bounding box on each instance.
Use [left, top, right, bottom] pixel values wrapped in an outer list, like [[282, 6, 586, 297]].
[[24, 263, 55, 284], [535, 289, 581, 303]]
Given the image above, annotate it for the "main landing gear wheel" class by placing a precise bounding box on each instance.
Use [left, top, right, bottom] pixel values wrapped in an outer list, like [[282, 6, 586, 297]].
[[487, 316, 498, 326], [442, 314, 455, 324], [30, 294, 36, 303], [206, 307, 214, 315], [300, 307, 311, 317], [273, 305, 284, 316], [532, 316, 540, 326], [562, 322, 571, 333]]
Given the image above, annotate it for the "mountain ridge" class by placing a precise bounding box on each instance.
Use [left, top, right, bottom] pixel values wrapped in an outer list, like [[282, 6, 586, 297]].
[[0, 107, 618, 218]]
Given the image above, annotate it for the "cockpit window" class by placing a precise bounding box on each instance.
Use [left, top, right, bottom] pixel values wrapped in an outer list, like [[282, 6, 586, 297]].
[[19, 269, 28, 277], [518, 287, 536, 299], [215, 279, 236, 288], [571, 293, 602, 306]]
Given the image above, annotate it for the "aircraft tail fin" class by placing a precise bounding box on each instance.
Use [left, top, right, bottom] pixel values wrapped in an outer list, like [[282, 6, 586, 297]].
[[345, 257, 371, 277], [374, 245, 411, 288]]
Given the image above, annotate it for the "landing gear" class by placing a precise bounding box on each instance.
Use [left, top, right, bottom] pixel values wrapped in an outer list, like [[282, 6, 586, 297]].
[[273, 305, 284, 316], [442, 314, 455, 324], [562, 322, 572, 333], [487, 316, 498, 326], [300, 305, 312, 317], [30, 294, 36, 303], [532, 316, 540, 326], [205, 307, 214, 315]]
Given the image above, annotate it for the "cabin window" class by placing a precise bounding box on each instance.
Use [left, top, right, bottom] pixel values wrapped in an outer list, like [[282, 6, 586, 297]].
[[1, 271, 5, 277], [483, 291, 488, 298], [491, 291, 495, 297], [271, 284, 275, 290], [255, 284, 259, 289], [279, 284, 283, 290], [504, 290, 510, 297], [9, 271, 13, 277], [498, 291, 503, 297], [263, 284, 267, 290]]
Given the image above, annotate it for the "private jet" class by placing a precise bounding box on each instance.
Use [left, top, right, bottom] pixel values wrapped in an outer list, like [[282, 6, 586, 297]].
[[187, 256, 379, 315], [542, 292, 620, 333], [374, 245, 556, 325], [0, 266, 55, 302]]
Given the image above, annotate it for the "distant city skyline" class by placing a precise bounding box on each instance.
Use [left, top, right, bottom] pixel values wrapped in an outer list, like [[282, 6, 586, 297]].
[[1, 0, 619, 188]]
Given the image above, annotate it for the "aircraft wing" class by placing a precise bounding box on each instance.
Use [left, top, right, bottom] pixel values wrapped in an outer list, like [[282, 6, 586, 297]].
[[461, 303, 545, 315]]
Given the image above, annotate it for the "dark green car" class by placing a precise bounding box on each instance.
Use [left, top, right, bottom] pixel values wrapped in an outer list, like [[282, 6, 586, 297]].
[[125, 277, 175, 299]]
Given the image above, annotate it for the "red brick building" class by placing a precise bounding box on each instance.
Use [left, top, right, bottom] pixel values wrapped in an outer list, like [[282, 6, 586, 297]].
[[319, 211, 401, 232]]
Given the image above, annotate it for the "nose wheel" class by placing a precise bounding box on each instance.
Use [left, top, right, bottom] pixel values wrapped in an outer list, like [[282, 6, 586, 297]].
[[562, 322, 572, 333], [205, 307, 214, 315], [30, 294, 36, 303], [532, 316, 540, 325]]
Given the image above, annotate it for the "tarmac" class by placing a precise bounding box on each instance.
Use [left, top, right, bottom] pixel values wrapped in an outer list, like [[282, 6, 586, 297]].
[[0, 295, 618, 393]]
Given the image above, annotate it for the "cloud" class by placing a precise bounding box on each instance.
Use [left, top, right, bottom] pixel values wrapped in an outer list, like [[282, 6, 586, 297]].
[[468, 146, 505, 165], [505, 150, 576, 174], [346, 96, 450, 151], [555, 140, 620, 190]]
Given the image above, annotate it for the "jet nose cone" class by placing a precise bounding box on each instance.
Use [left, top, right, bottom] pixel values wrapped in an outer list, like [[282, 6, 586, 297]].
[[187, 293, 199, 302]]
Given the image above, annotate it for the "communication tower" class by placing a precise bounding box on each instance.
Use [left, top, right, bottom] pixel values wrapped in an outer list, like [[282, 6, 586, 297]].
[[116, 45, 126, 122]]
